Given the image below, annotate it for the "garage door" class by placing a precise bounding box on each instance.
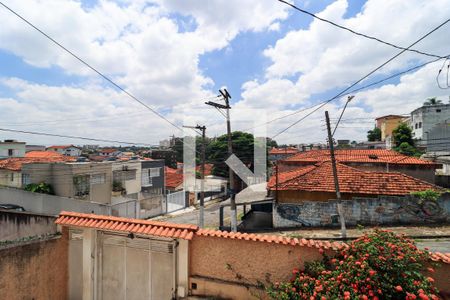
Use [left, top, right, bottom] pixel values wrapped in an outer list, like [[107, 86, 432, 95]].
[[99, 233, 175, 300]]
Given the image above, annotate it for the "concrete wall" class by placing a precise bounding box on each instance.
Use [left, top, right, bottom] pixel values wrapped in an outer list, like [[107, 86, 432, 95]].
[[0, 141, 26, 158], [0, 210, 57, 241], [0, 232, 68, 300], [0, 169, 21, 188], [0, 187, 111, 216], [411, 104, 450, 140], [189, 234, 327, 299], [273, 195, 450, 228], [112, 160, 142, 195]]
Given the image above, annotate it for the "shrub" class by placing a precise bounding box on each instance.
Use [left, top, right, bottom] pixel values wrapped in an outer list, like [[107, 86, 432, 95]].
[[267, 230, 439, 300], [24, 182, 54, 195]]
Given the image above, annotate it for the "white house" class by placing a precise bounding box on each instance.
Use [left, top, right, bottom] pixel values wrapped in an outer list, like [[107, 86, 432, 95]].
[[0, 140, 26, 158], [410, 103, 450, 142], [47, 145, 82, 157]]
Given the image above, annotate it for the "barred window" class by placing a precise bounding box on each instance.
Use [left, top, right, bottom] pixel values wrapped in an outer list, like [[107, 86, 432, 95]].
[[91, 173, 106, 185]]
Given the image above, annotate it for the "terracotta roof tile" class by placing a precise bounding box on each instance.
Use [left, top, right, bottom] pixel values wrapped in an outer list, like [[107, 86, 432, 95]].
[[284, 149, 437, 166], [0, 156, 76, 171], [269, 147, 299, 155], [165, 172, 183, 189], [268, 162, 440, 196], [55, 211, 450, 265], [55, 211, 198, 240]]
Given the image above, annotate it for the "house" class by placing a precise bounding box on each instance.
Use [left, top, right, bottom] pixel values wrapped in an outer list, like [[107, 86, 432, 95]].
[[98, 148, 121, 157], [425, 121, 450, 153], [281, 149, 440, 183], [411, 103, 450, 142], [21, 161, 112, 203], [268, 161, 446, 228], [375, 115, 407, 141], [111, 160, 142, 199], [46, 145, 82, 157], [165, 167, 184, 192], [0, 155, 74, 188], [0, 139, 25, 158], [268, 147, 299, 161], [141, 160, 165, 195], [6, 210, 443, 300], [269, 161, 439, 202]]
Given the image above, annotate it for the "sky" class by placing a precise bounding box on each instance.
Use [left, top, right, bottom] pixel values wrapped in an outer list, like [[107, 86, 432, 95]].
[[0, 0, 449, 147]]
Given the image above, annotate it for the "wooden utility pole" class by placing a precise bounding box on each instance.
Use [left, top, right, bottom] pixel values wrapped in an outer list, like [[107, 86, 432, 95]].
[[325, 111, 347, 238], [183, 125, 206, 228], [205, 88, 237, 231]]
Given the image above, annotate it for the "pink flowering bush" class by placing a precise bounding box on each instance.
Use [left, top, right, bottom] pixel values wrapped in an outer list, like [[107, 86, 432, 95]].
[[267, 230, 440, 300]]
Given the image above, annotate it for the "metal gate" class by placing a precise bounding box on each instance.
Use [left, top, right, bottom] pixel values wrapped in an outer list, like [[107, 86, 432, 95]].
[[166, 190, 186, 213], [98, 233, 175, 300]]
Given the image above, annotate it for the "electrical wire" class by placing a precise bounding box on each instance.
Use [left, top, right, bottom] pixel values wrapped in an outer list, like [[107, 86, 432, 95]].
[[244, 56, 446, 133], [436, 57, 449, 89], [0, 127, 157, 146], [277, 0, 447, 59], [0, 1, 183, 132], [271, 18, 450, 139]]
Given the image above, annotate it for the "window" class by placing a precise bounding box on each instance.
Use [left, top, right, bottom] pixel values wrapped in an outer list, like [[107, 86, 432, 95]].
[[141, 169, 153, 187], [436, 109, 441, 113], [8, 149, 13, 157], [91, 173, 106, 185], [10, 173, 14, 182], [22, 174, 30, 186], [73, 175, 90, 197], [149, 167, 160, 177], [419, 122, 422, 128], [415, 123, 418, 129]]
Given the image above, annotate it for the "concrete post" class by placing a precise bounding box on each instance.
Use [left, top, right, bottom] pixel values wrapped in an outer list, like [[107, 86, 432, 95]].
[[82, 229, 96, 300]]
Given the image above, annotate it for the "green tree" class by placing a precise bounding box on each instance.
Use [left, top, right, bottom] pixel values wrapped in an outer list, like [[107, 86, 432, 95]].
[[367, 126, 381, 141], [423, 97, 443, 106], [392, 122, 421, 156], [207, 131, 256, 178]]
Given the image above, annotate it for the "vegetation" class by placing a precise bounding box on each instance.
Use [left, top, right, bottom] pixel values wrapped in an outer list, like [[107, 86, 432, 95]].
[[423, 97, 443, 106], [367, 127, 381, 142], [410, 189, 442, 202], [24, 182, 54, 195], [392, 123, 422, 156], [267, 230, 439, 300]]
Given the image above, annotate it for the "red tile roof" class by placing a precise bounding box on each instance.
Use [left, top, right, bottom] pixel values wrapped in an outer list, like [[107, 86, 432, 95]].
[[196, 163, 214, 176], [25, 151, 65, 158], [269, 147, 299, 155], [0, 156, 76, 171], [55, 211, 198, 240], [430, 252, 450, 264], [197, 229, 347, 250], [284, 149, 437, 166], [165, 172, 183, 189], [268, 162, 440, 196], [99, 148, 117, 153]]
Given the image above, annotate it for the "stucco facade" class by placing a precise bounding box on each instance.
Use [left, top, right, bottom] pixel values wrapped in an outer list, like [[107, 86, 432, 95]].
[[375, 115, 406, 141], [0, 140, 25, 158], [411, 104, 450, 141]]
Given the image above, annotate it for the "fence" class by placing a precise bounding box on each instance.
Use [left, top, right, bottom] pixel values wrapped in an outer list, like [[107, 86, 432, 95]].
[[167, 190, 186, 213]]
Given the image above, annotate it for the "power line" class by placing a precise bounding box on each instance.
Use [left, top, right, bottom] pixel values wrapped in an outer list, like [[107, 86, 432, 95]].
[[244, 56, 445, 133], [277, 0, 447, 59], [272, 18, 450, 139], [0, 127, 157, 146], [0, 1, 182, 132]]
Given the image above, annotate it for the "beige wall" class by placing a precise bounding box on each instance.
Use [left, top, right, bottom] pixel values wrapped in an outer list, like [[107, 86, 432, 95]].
[[23, 162, 113, 204], [0, 230, 68, 300], [0, 169, 22, 188], [112, 161, 142, 195], [379, 117, 404, 141], [189, 235, 327, 299]]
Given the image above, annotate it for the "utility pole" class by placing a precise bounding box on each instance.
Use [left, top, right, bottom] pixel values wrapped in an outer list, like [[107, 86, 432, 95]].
[[183, 124, 206, 228], [205, 88, 237, 232], [325, 111, 347, 238]]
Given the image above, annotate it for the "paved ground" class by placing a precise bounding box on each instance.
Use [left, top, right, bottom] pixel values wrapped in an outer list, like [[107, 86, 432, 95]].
[[154, 199, 244, 229], [152, 201, 450, 252]]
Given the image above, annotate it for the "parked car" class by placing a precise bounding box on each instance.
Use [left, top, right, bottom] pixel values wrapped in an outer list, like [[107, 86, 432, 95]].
[[0, 204, 26, 212]]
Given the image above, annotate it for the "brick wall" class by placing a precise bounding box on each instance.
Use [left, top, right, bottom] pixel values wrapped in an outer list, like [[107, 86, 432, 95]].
[[0, 230, 68, 300], [274, 195, 450, 228]]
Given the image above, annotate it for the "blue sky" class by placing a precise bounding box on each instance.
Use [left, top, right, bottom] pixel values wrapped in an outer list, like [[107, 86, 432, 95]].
[[0, 0, 448, 145]]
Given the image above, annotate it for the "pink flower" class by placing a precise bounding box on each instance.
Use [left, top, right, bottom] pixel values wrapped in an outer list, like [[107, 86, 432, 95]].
[[395, 285, 403, 292]]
